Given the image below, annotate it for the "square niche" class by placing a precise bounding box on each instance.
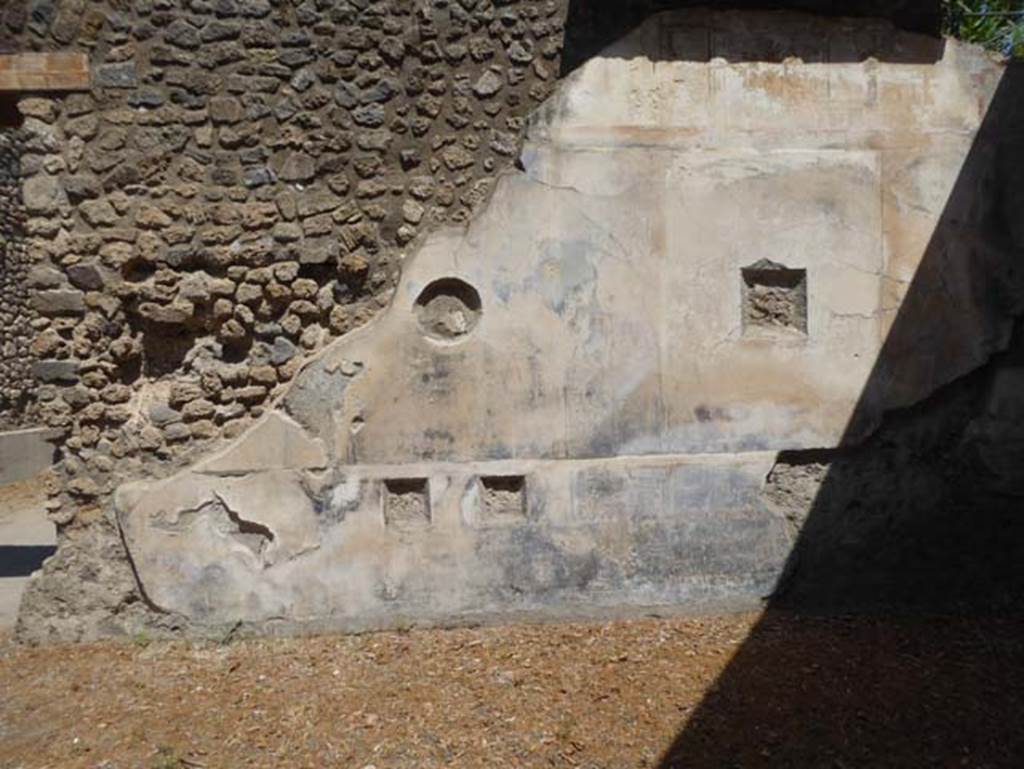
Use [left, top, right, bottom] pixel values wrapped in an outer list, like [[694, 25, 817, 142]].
[[478, 475, 527, 522], [741, 260, 808, 337], [382, 478, 430, 528]]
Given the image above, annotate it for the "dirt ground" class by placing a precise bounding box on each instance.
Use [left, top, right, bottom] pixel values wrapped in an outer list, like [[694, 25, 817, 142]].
[[1, 611, 1022, 769]]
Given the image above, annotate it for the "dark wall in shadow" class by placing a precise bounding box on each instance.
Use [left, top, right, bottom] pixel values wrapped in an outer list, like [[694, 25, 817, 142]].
[[560, 0, 942, 72], [646, 34, 1024, 769]]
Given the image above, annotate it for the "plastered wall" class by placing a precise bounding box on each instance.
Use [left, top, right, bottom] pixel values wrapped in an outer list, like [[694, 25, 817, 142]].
[[107, 11, 1023, 637]]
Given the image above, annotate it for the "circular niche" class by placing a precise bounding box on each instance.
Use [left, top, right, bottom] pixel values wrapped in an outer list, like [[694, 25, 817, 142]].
[[414, 277, 482, 342]]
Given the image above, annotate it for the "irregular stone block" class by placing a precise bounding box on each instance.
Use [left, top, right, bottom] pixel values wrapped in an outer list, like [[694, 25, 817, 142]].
[[32, 359, 79, 384], [21, 175, 63, 215], [94, 62, 138, 89], [197, 412, 328, 474], [31, 289, 86, 315]]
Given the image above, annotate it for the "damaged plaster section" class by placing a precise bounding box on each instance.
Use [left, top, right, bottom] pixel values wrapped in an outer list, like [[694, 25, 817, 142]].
[[111, 11, 1023, 634], [162, 497, 274, 563], [198, 412, 329, 475]]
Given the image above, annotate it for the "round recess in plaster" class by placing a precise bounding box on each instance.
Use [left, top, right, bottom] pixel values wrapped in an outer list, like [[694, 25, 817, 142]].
[[414, 277, 482, 342]]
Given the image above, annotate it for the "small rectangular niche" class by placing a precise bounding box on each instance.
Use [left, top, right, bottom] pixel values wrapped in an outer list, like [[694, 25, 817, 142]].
[[382, 478, 430, 528], [478, 475, 527, 521], [741, 260, 807, 337]]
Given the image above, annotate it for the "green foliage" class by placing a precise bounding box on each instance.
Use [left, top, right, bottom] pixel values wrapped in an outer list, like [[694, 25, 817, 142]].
[[944, 0, 1024, 58]]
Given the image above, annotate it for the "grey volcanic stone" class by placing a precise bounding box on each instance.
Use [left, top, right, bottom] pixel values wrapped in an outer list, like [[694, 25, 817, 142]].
[[270, 336, 298, 365], [278, 153, 315, 183], [22, 175, 63, 215], [33, 360, 80, 384], [165, 20, 200, 49], [27, 266, 64, 290], [62, 174, 101, 202], [243, 167, 275, 188], [66, 263, 106, 291], [148, 402, 182, 426], [473, 69, 503, 97], [31, 290, 86, 315], [95, 62, 138, 89], [352, 104, 386, 128]]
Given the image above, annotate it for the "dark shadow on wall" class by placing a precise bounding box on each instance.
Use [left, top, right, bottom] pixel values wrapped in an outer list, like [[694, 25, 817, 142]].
[[560, 0, 943, 73], [645, 49, 1024, 769]]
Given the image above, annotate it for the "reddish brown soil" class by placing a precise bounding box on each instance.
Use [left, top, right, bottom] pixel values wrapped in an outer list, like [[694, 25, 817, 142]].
[[1, 612, 1022, 769]]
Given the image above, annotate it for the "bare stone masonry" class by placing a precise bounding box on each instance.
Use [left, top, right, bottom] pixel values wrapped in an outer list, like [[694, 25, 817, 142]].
[[0, 128, 36, 429]]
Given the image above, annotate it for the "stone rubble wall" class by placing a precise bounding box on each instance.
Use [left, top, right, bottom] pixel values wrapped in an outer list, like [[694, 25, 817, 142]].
[[0, 127, 38, 430]]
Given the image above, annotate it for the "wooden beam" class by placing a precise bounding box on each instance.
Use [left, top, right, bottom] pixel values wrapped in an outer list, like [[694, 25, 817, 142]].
[[0, 53, 90, 92]]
